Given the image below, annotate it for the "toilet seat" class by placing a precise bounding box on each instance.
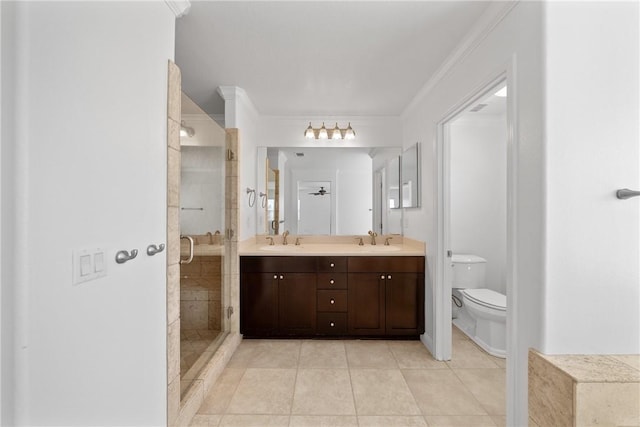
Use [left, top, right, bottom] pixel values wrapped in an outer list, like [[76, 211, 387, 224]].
[[462, 288, 506, 311]]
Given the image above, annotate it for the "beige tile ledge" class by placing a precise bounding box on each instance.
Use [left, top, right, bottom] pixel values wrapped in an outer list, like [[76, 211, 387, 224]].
[[238, 235, 425, 256], [532, 351, 640, 383], [529, 349, 640, 427]]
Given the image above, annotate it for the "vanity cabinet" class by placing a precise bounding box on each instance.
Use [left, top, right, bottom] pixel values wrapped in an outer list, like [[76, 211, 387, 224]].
[[240, 256, 316, 336], [240, 255, 424, 338], [348, 257, 425, 336]]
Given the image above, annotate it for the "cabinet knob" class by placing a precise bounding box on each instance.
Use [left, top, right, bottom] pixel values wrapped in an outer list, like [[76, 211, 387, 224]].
[[330, 322, 335, 327], [273, 275, 278, 279], [330, 263, 335, 268], [280, 275, 284, 280], [329, 279, 335, 285], [388, 275, 392, 280], [330, 298, 335, 305], [381, 275, 385, 280]]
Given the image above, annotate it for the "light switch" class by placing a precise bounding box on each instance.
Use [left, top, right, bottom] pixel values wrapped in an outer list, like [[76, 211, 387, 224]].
[[80, 255, 92, 276], [73, 247, 107, 285], [94, 252, 105, 273]]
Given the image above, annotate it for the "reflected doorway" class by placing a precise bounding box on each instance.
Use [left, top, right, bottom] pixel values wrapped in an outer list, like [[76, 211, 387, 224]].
[[297, 181, 331, 234]]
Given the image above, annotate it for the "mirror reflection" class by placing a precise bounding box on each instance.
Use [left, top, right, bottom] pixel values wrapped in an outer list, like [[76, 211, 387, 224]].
[[256, 147, 402, 236], [401, 142, 421, 208]]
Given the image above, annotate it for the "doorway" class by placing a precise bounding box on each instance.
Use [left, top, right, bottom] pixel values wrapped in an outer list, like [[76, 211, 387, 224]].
[[436, 75, 516, 420], [297, 181, 332, 235]]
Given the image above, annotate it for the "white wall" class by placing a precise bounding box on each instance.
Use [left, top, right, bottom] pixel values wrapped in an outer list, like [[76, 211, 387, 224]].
[[402, 3, 544, 424], [5, 2, 176, 425], [220, 87, 262, 241], [543, 2, 639, 354], [450, 115, 507, 293], [0, 2, 17, 424]]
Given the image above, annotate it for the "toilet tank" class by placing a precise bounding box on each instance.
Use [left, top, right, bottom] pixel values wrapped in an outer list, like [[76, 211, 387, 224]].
[[452, 254, 486, 288]]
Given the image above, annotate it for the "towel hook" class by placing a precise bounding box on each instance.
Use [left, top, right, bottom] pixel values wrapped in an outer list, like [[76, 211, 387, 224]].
[[115, 249, 138, 264]]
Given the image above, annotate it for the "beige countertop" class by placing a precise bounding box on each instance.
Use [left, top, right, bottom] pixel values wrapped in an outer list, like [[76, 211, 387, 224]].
[[239, 234, 425, 256]]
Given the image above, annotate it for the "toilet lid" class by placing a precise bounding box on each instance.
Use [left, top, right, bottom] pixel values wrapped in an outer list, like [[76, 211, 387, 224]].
[[462, 288, 506, 311]]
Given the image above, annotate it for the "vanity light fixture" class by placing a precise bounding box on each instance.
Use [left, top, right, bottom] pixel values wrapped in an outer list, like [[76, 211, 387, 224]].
[[303, 122, 356, 140], [180, 121, 195, 138]]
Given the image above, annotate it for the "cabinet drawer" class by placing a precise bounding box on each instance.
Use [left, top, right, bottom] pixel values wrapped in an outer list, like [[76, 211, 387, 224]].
[[317, 257, 347, 273], [317, 290, 348, 312], [241, 256, 318, 273], [347, 256, 425, 273], [317, 273, 347, 290], [316, 312, 347, 335]]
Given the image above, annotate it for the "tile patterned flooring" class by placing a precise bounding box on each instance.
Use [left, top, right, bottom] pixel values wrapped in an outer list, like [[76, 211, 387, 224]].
[[190, 326, 506, 427]]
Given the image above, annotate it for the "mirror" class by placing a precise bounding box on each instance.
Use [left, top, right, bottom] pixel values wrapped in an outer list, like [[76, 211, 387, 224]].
[[266, 166, 279, 235], [401, 142, 421, 208], [257, 147, 402, 235]]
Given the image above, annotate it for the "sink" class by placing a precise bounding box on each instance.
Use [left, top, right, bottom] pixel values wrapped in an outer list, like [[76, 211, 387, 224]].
[[358, 245, 402, 252], [259, 245, 300, 252]]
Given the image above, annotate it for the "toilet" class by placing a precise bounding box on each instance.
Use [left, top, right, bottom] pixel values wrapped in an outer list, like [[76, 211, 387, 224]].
[[451, 254, 506, 358]]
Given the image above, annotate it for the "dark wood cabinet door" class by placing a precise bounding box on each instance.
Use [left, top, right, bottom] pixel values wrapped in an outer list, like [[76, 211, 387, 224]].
[[240, 272, 279, 336], [347, 273, 385, 335], [385, 273, 425, 335], [278, 273, 317, 335]]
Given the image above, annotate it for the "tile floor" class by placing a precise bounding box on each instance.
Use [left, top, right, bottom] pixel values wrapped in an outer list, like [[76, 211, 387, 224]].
[[189, 326, 506, 427]]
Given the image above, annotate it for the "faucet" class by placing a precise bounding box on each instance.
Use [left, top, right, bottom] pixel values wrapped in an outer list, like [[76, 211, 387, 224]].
[[206, 231, 213, 244], [282, 230, 290, 245], [295, 237, 302, 246], [384, 236, 393, 246], [355, 236, 364, 246], [265, 236, 274, 246], [368, 230, 378, 245]]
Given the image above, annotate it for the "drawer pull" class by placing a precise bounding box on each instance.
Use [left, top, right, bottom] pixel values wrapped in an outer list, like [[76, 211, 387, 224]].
[[329, 279, 335, 285], [273, 275, 278, 279], [388, 275, 392, 280], [330, 298, 335, 305], [280, 275, 284, 280], [330, 322, 335, 327], [380, 275, 385, 280], [330, 263, 335, 268]]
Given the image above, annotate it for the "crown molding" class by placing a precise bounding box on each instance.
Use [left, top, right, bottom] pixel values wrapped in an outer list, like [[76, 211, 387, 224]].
[[165, 0, 191, 18], [216, 86, 246, 102], [401, 1, 518, 118]]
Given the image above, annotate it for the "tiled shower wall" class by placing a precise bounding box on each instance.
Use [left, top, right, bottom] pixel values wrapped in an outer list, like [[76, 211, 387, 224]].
[[180, 255, 222, 331]]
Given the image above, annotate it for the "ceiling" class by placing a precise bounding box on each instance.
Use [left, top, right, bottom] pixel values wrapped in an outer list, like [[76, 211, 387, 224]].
[[175, 1, 492, 117]]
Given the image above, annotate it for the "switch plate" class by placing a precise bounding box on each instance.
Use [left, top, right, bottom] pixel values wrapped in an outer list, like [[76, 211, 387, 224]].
[[73, 248, 107, 285]]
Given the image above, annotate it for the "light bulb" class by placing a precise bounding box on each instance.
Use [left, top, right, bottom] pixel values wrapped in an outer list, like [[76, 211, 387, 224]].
[[331, 123, 342, 139], [344, 122, 355, 140], [318, 122, 328, 139], [304, 122, 315, 139]]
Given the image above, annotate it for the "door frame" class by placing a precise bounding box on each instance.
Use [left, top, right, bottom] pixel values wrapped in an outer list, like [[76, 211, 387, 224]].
[[435, 61, 519, 423]]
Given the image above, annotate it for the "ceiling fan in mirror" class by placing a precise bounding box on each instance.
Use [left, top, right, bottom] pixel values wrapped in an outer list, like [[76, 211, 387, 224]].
[[308, 186, 330, 196]]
